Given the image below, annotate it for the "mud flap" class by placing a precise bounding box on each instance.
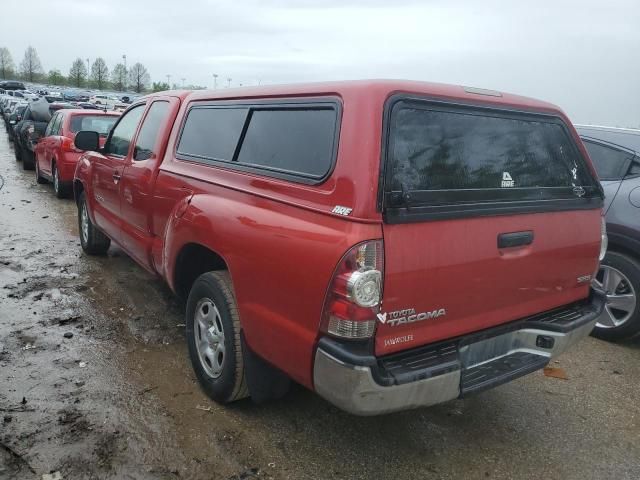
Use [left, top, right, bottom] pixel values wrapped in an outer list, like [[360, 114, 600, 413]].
[[241, 332, 290, 404]]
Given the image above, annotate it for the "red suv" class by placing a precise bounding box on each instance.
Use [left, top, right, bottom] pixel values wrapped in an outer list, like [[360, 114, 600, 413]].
[[35, 109, 120, 197], [72, 81, 607, 415]]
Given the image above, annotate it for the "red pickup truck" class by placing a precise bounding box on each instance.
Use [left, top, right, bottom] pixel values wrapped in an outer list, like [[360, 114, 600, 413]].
[[73, 80, 607, 415]]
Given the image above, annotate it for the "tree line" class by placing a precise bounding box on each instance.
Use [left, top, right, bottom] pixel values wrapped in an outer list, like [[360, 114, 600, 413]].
[[0, 46, 151, 93]]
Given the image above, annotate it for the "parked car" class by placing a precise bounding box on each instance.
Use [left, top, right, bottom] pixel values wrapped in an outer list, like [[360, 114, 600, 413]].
[[35, 109, 120, 197], [72, 80, 606, 415], [5, 102, 27, 141], [89, 94, 110, 105], [0, 80, 26, 91], [14, 100, 75, 169], [577, 125, 640, 340]]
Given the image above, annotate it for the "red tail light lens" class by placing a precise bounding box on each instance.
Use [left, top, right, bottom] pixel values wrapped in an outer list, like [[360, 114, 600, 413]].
[[321, 240, 384, 340], [62, 137, 81, 153]]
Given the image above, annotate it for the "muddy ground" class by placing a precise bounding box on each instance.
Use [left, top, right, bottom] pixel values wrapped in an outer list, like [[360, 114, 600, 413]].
[[0, 130, 639, 480]]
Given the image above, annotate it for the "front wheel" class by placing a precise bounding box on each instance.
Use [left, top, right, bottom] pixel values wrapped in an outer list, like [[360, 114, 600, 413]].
[[592, 251, 640, 341], [77, 191, 111, 255], [186, 271, 249, 404]]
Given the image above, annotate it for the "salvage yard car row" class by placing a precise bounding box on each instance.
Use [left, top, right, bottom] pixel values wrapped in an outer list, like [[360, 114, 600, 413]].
[[1, 79, 639, 416]]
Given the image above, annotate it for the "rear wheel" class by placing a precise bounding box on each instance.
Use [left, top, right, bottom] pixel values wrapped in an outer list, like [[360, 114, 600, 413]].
[[14, 144, 22, 161], [53, 164, 68, 198], [77, 191, 110, 255], [592, 251, 640, 341], [22, 147, 34, 170], [186, 271, 249, 404]]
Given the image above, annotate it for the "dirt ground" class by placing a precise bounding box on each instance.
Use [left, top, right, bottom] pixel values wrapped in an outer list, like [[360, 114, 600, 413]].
[[1, 130, 639, 480]]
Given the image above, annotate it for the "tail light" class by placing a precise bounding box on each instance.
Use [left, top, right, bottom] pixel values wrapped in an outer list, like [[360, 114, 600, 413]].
[[320, 240, 384, 340], [62, 137, 81, 153], [599, 216, 608, 262]]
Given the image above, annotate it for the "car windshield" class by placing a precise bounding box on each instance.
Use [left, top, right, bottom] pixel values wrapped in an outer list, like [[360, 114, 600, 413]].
[[69, 114, 118, 135]]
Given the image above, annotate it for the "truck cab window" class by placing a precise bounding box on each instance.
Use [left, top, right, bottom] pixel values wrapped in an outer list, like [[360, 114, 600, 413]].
[[105, 104, 145, 157], [133, 101, 170, 161]]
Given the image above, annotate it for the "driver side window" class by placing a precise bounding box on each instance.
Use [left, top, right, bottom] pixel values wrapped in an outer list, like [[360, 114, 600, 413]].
[[104, 105, 145, 157]]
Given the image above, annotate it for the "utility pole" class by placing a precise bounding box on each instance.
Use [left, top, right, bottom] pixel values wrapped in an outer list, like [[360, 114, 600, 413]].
[[181, 77, 185, 88], [86, 58, 90, 86], [166, 74, 171, 88], [227, 77, 231, 88], [212, 73, 218, 89]]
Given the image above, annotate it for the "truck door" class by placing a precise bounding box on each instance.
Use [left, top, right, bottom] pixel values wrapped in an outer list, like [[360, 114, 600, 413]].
[[119, 98, 178, 269], [89, 104, 145, 242]]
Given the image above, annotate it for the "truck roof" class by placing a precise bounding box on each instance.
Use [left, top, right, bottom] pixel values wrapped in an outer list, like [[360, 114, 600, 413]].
[[156, 79, 564, 116]]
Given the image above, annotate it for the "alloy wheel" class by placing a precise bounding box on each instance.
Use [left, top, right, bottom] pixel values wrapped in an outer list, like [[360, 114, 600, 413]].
[[594, 265, 637, 328], [193, 298, 226, 378], [80, 201, 89, 244]]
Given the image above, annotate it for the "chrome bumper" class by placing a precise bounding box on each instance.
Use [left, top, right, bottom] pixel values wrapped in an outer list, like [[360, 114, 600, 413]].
[[313, 290, 605, 416]]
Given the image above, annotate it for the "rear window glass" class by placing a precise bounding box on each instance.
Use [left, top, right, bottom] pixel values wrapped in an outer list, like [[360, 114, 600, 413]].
[[177, 104, 338, 181], [177, 107, 248, 161], [582, 140, 632, 181], [387, 102, 596, 202], [70, 115, 118, 135]]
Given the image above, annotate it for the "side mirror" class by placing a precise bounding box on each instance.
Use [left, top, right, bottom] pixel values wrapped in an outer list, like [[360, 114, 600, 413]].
[[75, 130, 100, 151]]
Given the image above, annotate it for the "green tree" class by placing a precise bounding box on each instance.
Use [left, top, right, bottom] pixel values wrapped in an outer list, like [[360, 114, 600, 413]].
[[48, 69, 65, 86], [111, 63, 126, 91], [90, 57, 109, 90], [68, 57, 87, 87], [0, 47, 15, 80], [20, 46, 44, 82], [152, 81, 170, 92], [128, 62, 150, 93]]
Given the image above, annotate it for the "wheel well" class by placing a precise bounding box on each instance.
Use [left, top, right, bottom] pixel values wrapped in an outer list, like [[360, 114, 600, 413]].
[[607, 238, 640, 263], [174, 244, 228, 299]]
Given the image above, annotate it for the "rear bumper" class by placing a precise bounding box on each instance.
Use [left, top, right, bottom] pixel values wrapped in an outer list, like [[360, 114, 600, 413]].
[[313, 289, 605, 416], [57, 152, 82, 182]]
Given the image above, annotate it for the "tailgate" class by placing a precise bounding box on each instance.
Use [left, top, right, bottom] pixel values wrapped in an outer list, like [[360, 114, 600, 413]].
[[376, 97, 603, 356]]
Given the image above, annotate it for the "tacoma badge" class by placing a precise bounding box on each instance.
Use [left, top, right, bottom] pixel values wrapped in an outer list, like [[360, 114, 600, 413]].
[[378, 307, 446, 326]]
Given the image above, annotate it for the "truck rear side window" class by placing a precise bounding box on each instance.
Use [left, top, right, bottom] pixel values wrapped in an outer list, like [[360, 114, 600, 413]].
[[385, 100, 599, 210], [237, 108, 336, 178], [177, 107, 248, 162], [176, 102, 339, 183]]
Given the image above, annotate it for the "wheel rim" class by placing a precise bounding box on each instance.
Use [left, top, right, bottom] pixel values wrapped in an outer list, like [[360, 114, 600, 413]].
[[193, 298, 226, 379], [80, 201, 89, 244], [594, 265, 637, 329], [53, 167, 59, 192]]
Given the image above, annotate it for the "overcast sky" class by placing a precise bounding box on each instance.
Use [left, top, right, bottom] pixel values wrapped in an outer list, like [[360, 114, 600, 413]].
[[3, 0, 639, 127]]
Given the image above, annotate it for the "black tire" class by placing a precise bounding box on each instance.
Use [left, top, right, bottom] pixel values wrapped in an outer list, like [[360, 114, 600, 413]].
[[52, 164, 68, 198], [592, 251, 640, 341], [14, 144, 22, 161], [77, 191, 111, 255], [22, 147, 35, 170], [35, 160, 47, 184], [186, 271, 249, 404]]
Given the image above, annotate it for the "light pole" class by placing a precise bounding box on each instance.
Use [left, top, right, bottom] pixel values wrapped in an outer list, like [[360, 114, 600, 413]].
[[227, 77, 231, 88], [166, 74, 171, 88], [86, 58, 90, 86], [122, 54, 127, 92], [212, 73, 218, 90], [181, 77, 185, 88]]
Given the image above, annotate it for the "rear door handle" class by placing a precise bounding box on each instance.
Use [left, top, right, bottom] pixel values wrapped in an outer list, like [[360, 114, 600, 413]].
[[498, 231, 534, 248], [112, 172, 121, 183]]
